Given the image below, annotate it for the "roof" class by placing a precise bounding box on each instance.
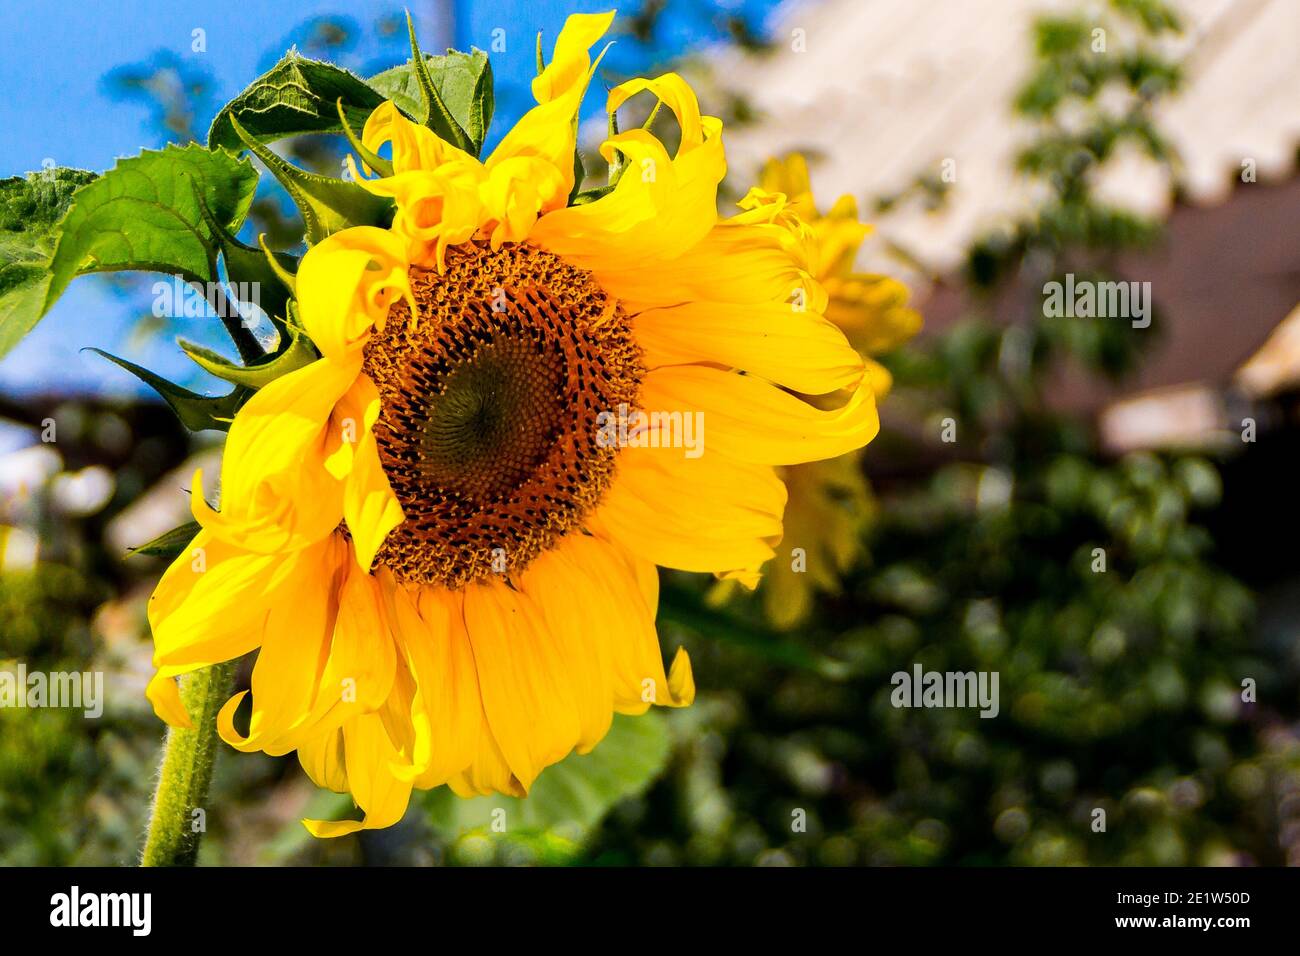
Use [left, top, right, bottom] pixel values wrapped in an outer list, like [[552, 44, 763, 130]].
[[712, 0, 1300, 276]]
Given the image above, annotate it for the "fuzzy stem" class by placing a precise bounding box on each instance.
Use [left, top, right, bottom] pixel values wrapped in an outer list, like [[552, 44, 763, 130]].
[[140, 660, 237, 867]]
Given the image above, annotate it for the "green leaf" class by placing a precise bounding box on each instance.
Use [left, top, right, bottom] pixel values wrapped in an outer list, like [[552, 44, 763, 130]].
[[179, 322, 316, 389], [365, 59, 431, 124], [0, 168, 96, 357], [438, 49, 495, 153], [128, 521, 200, 559], [370, 16, 494, 156], [42, 145, 258, 315], [660, 578, 846, 676], [229, 115, 394, 245], [424, 712, 671, 838], [87, 348, 248, 432], [207, 49, 387, 151]]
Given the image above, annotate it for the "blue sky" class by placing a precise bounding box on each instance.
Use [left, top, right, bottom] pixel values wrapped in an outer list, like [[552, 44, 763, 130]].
[[0, 0, 780, 399]]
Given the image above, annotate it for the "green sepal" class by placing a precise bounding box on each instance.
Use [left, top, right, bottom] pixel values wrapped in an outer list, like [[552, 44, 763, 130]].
[[229, 114, 394, 245], [336, 98, 394, 178], [572, 183, 615, 205], [259, 234, 297, 297], [86, 348, 248, 432], [190, 183, 296, 324], [179, 321, 316, 390], [568, 148, 587, 206], [403, 12, 476, 154], [367, 45, 495, 157], [563, 41, 613, 205], [128, 521, 201, 559]]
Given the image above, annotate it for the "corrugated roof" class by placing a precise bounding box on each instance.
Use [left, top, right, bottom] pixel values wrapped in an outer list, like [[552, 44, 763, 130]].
[[712, 0, 1300, 276]]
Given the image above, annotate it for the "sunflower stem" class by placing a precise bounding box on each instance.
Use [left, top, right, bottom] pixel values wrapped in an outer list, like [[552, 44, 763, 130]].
[[140, 660, 237, 867]]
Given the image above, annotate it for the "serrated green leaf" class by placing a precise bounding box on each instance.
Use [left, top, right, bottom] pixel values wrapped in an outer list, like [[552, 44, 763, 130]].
[[207, 49, 387, 151], [180, 322, 316, 389], [230, 115, 394, 245], [42, 145, 257, 316], [424, 712, 671, 838], [87, 348, 248, 432], [371, 17, 493, 156], [0, 168, 96, 357], [365, 58, 433, 124], [128, 521, 201, 559]]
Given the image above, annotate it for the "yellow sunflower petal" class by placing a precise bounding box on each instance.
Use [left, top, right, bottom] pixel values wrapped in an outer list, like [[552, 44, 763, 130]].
[[531, 10, 616, 104], [145, 665, 197, 729], [594, 442, 785, 580], [824, 273, 923, 353], [303, 712, 414, 837], [215, 535, 345, 755], [460, 578, 582, 791], [379, 577, 483, 787], [517, 538, 618, 752], [634, 298, 864, 394], [296, 227, 412, 362], [147, 530, 270, 669], [360, 164, 485, 269], [325, 373, 403, 571], [486, 10, 614, 209], [528, 112, 725, 272], [527, 531, 691, 716], [361, 100, 477, 174], [602, 217, 823, 316], [298, 726, 348, 793], [641, 364, 880, 466], [313, 557, 397, 727], [607, 73, 706, 154], [447, 718, 522, 798], [759, 153, 816, 217], [191, 357, 357, 553]]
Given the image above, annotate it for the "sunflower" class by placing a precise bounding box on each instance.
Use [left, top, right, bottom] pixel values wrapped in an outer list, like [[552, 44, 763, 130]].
[[145, 12, 880, 835], [735, 154, 922, 630]]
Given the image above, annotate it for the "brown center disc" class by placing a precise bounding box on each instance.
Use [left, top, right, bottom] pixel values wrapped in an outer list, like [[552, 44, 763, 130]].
[[361, 240, 642, 588]]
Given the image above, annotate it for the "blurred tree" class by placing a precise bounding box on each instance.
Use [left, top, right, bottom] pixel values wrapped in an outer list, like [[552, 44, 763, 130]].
[[584, 0, 1300, 867]]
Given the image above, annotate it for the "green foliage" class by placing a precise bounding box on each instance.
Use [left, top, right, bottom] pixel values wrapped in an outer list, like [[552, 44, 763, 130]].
[[0, 167, 96, 357], [42, 145, 257, 316], [584, 0, 1300, 868], [8, 13, 498, 420], [85, 348, 248, 432], [228, 114, 394, 245], [128, 521, 201, 560], [424, 712, 671, 858], [389, 12, 492, 156], [207, 49, 386, 151], [179, 323, 316, 390]]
